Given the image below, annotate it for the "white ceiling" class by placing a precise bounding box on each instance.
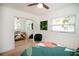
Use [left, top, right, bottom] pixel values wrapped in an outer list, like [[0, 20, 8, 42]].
[[2, 3, 73, 16]]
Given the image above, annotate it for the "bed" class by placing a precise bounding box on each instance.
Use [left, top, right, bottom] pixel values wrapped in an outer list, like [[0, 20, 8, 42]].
[[21, 42, 76, 56], [15, 31, 27, 41]]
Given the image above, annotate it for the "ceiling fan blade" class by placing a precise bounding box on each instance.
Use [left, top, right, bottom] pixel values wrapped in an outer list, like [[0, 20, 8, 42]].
[[27, 3, 38, 6], [42, 3, 49, 9]]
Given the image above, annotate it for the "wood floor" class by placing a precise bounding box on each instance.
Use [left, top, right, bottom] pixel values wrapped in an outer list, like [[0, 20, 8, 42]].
[[0, 39, 34, 56]]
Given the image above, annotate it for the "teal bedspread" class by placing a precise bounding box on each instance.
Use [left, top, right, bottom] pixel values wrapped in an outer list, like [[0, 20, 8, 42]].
[[21, 46, 74, 56]]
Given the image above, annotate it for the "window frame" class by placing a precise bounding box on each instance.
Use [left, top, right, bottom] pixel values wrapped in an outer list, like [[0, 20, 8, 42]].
[[51, 15, 76, 33]]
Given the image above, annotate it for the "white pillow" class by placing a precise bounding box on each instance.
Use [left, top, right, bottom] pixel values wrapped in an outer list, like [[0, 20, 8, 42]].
[[35, 43, 46, 47], [57, 44, 62, 46], [65, 48, 74, 51]]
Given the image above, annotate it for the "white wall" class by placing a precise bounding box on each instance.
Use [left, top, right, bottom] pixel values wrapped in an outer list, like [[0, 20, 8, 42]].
[[0, 5, 3, 52], [35, 4, 79, 49], [0, 5, 37, 53]]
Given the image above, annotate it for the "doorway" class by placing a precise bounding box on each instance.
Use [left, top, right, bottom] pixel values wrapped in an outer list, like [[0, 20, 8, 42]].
[[14, 16, 33, 47]]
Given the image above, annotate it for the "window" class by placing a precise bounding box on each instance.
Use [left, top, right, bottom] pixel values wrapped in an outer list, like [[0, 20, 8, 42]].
[[14, 17, 33, 32], [51, 15, 75, 32], [14, 17, 26, 31]]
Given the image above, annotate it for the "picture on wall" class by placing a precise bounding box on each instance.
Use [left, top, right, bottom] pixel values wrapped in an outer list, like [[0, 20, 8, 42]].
[[40, 21, 48, 30]]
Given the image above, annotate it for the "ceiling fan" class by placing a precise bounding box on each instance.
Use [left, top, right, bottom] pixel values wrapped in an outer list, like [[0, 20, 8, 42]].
[[27, 3, 49, 9]]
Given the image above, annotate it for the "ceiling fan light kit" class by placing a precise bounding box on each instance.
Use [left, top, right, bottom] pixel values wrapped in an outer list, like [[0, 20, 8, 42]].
[[37, 3, 43, 8]]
